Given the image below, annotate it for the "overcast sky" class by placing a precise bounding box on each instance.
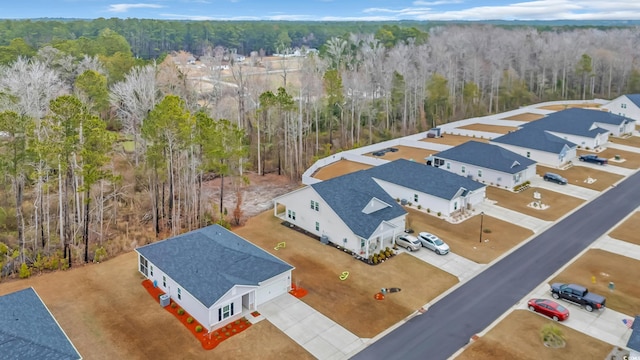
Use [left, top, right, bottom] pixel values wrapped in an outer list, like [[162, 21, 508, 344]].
[[2, 0, 640, 21]]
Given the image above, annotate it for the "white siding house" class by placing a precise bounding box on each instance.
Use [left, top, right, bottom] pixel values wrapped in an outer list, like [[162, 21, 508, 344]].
[[136, 225, 294, 332], [431, 141, 536, 190], [602, 94, 640, 122]]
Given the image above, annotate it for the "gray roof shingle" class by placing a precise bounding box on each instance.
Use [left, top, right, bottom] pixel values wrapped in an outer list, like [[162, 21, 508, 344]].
[[311, 170, 407, 239], [492, 128, 576, 153], [433, 141, 536, 174], [366, 158, 485, 199], [523, 108, 622, 137], [136, 225, 294, 307], [627, 94, 640, 108], [0, 288, 81, 360], [627, 315, 640, 351]]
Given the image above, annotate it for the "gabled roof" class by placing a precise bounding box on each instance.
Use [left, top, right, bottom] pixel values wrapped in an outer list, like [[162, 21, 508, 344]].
[[627, 315, 640, 351], [626, 94, 640, 108], [136, 225, 293, 307], [0, 288, 81, 360], [366, 158, 485, 199], [492, 128, 576, 153], [311, 170, 406, 239], [523, 108, 618, 137], [433, 141, 536, 174]]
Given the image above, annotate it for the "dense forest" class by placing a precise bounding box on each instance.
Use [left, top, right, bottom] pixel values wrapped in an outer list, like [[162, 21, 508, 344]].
[[1, 19, 639, 278]]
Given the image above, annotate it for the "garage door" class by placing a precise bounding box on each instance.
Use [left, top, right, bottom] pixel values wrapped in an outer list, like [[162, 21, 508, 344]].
[[255, 275, 289, 305]]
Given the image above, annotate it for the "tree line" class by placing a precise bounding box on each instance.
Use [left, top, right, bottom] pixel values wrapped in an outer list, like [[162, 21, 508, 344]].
[[1, 21, 639, 278]]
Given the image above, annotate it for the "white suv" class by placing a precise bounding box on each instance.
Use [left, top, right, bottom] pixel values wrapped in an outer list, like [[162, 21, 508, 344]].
[[417, 232, 450, 255]]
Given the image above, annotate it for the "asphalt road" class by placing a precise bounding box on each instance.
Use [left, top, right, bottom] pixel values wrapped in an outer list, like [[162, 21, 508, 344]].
[[353, 170, 640, 360]]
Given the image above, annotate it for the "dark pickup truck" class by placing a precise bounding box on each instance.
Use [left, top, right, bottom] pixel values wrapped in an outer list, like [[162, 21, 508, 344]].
[[579, 154, 608, 165], [550, 283, 606, 312]]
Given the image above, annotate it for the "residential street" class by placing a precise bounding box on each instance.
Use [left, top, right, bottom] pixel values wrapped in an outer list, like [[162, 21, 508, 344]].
[[353, 170, 640, 360]]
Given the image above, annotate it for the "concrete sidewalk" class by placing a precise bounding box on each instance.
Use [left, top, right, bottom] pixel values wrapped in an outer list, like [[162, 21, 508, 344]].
[[475, 201, 552, 233], [258, 293, 363, 360]]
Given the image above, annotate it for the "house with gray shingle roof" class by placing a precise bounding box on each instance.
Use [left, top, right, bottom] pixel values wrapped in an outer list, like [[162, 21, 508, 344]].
[[627, 315, 640, 358], [274, 170, 407, 258], [431, 141, 536, 190], [273, 159, 485, 257], [491, 128, 577, 167], [602, 94, 640, 122], [136, 225, 294, 332], [0, 287, 82, 360]]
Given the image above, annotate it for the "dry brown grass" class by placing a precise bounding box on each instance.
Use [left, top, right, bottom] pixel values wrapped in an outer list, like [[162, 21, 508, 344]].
[[456, 123, 519, 134], [421, 134, 489, 146], [536, 165, 624, 191], [0, 251, 313, 360], [405, 208, 533, 264], [538, 104, 601, 111], [365, 145, 435, 162], [312, 160, 372, 180], [609, 212, 640, 246], [486, 186, 585, 221], [502, 113, 545, 122], [609, 135, 640, 148], [550, 249, 640, 316], [457, 310, 612, 360], [577, 148, 640, 169], [235, 211, 458, 338]]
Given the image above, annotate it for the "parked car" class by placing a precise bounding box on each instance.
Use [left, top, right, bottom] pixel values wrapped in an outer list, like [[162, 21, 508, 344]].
[[417, 232, 450, 255], [579, 154, 608, 165], [550, 283, 606, 312], [527, 298, 569, 321], [543, 172, 567, 185], [396, 235, 422, 252]]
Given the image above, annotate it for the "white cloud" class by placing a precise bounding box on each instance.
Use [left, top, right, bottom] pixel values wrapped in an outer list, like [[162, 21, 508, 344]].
[[107, 3, 165, 13]]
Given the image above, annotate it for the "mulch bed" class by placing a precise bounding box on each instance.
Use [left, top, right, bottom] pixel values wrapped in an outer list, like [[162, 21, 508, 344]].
[[142, 280, 251, 350]]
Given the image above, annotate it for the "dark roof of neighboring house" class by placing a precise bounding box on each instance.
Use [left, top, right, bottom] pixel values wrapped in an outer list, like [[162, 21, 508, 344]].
[[432, 141, 536, 174], [492, 128, 576, 153], [0, 288, 81, 360], [627, 315, 640, 351], [523, 108, 619, 137], [136, 225, 293, 307], [312, 170, 407, 239], [366, 158, 485, 199], [627, 94, 640, 108]]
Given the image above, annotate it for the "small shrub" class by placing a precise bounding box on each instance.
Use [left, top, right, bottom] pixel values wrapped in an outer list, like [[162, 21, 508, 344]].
[[225, 332, 231, 337], [417, 204, 422, 209], [232, 329, 237, 333], [373, 257, 379, 264], [94, 246, 107, 263], [396, 198, 400, 202], [385, 251, 391, 257], [235, 320, 240, 325], [227, 324, 233, 329], [379, 253, 386, 260], [177, 308, 185, 315], [437, 212, 441, 217], [0, 242, 8, 257], [427, 208, 431, 213], [213, 331, 219, 336], [195, 325, 203, 333], [187, 317, 194, 324], [483, 228, 492, 234], [171, 302, 177, 308], [19, 263, 31, 279]]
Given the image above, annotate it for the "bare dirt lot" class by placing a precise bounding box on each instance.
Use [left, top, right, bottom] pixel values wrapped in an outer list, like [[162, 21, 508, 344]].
[[456, 123, 519, 134], [421, 134, 488, 146], [457, 310, 612, 360], [0, 252, 313, 360], [537, 103, 601, 111], [609, 134, 640, 148], [235, 211, 458, 338], [550, 249, 640, 316], [312, 159, 372, 180], [609, 211, 640, 246], [405, 208, 533, 264], [501, 113, 545, 122], [365, 145, 435, 162], [577, 148, 640, 169], [486, 186, 585, 221], [537, 165, 624, 191]]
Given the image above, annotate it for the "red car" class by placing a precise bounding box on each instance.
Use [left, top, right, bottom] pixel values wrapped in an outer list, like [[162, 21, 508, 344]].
[[527, 298, 569, 321]]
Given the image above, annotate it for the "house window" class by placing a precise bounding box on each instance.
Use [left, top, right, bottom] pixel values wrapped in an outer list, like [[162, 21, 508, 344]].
[[219, 303, 235, 321], [310, 200, 319, 211], [461, 166, 466, 173], [177, 288, 182, 300], [360, 239, 365, 248], [454, 201, 458, 210], [477, 170, 482, 178], [150, 265, 153, 276], [413, 194, 418, 202], [446, 162, 450, 169], [139, 255, 148, 276], [622, 103, 627, 109], [163, 276, 166, 288], [287, 210, 296, 220], [526, 151, 530, 158], [315, 222, 319, 231]]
